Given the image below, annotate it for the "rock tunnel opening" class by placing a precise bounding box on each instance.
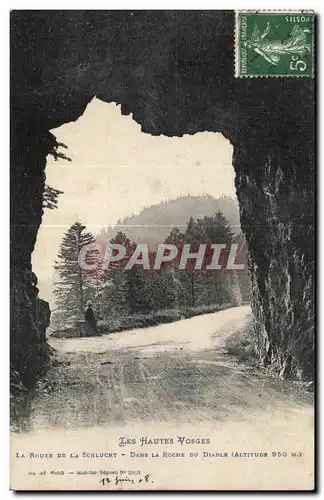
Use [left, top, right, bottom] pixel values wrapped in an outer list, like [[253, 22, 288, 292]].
[[32, 97, 250, 336], [11, 11, 314, 391]]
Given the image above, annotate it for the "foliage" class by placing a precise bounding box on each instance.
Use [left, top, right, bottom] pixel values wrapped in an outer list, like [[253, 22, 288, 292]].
[[98, 194, 240, 248], [96, 211, 250, 324], [95, 302, 233, 336], [48, 140, 71, 163], [43, 140, 71, 210], [224, 316, 257, 362], [53, 222, 98, 325], [43, 184, 63, 210], [52, 211, 251, 334]]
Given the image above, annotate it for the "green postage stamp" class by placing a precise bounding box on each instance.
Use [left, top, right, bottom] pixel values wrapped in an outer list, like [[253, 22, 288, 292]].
[[235, 11, 315, 77]]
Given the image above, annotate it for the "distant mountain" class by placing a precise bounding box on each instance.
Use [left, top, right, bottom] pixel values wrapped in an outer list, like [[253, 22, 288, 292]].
[[97, 194, 240, 248]]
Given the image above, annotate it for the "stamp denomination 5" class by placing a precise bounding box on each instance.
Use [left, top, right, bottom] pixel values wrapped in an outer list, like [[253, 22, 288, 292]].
[[235, 11, 315, 78]]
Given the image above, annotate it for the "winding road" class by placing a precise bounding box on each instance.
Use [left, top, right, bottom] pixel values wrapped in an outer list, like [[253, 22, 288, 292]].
[[11, 306, 314, 490], [27, 305, 313, 429]]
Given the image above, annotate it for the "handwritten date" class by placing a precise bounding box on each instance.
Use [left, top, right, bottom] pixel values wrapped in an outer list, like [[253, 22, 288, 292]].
[[100, 474, 152, 486]]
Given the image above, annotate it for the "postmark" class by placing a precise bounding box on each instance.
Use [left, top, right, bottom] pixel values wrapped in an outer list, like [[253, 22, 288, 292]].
[[235, 11, 315, 77]]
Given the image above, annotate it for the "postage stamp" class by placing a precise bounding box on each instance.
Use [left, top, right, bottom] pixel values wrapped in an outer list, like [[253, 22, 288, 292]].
[[235, 11, 315, 77]]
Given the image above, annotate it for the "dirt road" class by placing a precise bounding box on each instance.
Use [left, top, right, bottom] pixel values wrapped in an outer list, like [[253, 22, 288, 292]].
[[11, 306, 314, 490], [27, 305, 312, 429]]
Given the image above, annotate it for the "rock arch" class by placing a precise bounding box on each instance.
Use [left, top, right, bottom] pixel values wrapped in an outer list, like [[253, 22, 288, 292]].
[[10, 11, 314, 386]]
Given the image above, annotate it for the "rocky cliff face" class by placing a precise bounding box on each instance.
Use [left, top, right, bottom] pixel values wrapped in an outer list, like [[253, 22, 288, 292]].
[[10, 130, 54, 387], [11, 11, 314, 386], [234, 143, 314, 380]]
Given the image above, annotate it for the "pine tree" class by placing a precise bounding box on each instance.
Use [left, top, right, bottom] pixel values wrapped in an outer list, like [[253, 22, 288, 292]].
[[100, 231, 137, 317], [184, 217, 201, 307], [43, 138, 70, 211], [211, 210, 234, 241], [164, 227, 185, 247], [53, 222, 97, 325], [141, 265, 175, 312], [199, 211, 234, 306], [163, 227, 188, 309], [196, 211, 234, 244], [43, 185, 64, 210], [48, 138, 71, 163], [183, 211, 235, 307]]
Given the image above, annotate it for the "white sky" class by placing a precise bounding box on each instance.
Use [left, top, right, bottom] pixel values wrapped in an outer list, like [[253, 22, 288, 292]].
[[32, 97, 236, 284]]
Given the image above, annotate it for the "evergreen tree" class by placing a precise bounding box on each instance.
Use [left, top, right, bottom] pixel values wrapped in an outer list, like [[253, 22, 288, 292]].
[[43, 184, 64, 210], [141, 266, 175, 312], [184, 217, 202, 307], [212, 210, 234, 241], [201, 211, 234, 306], [48, 138, 71, 163], [163, 227, 188, 309], [164, 227, 185, 247], [196, 210, 234, 244], [100, 231, 146, 317], [53, 222, 97, 324], [43, 139, 70, 210], [100, 231, 132, 316], [183, 211, 235, 307]]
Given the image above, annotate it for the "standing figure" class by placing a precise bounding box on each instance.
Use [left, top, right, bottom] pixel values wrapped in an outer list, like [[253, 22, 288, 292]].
[[244, 23, 311, 66], [84, 301, 101, 336]]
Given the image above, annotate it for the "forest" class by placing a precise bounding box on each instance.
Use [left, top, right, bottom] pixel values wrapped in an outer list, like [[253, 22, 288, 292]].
[[51, 210, 250, 336]]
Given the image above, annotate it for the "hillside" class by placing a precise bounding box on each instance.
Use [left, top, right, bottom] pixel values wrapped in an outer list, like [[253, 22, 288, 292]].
[[97, 194, 240, 247]]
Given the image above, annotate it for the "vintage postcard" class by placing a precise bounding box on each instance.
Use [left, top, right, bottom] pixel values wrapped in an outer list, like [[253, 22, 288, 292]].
[[10, 10, 315, 491]]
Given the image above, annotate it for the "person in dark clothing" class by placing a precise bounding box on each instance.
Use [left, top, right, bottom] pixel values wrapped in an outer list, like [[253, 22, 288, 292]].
[[85, 301, 101, 336]]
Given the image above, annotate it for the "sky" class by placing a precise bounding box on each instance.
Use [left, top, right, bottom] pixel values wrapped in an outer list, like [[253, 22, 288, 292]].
[[32, 97, 236, 296]]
